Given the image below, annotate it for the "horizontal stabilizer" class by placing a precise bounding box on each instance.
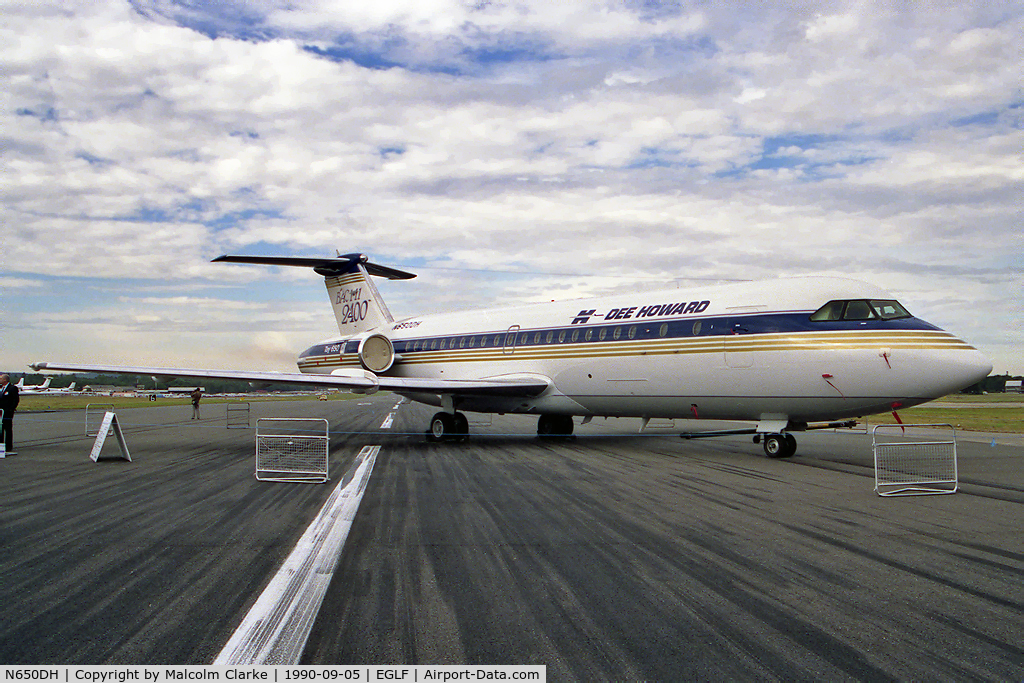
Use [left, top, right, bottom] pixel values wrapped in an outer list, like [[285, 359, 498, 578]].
[[212, 254, 416, 280]]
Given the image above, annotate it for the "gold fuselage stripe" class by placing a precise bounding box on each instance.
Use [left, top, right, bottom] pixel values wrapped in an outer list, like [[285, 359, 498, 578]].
[[297, 329, 973, 372]]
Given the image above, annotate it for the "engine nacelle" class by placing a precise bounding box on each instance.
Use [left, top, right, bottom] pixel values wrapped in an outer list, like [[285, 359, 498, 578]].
[[358, 333, 395, 373]]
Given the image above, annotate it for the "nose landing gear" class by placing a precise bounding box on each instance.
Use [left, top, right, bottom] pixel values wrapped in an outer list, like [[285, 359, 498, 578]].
[[761, 433, 797, 458]]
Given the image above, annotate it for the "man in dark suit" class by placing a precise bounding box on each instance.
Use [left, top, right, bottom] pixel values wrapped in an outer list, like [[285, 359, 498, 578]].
[[0, 374, 20, 455]]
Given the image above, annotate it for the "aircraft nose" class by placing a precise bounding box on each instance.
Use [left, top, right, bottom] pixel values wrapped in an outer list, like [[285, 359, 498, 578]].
[[933, 346, 993, 396], [967, 348, 994, 386]]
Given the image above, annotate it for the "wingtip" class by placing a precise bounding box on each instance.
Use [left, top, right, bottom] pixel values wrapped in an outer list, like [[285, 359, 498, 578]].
[[29, 362, 47, 371]]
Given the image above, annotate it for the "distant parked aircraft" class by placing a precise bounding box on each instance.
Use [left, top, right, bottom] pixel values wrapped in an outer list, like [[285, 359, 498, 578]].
[[16, 377, 51, 393], [17, 378, 77, 394]]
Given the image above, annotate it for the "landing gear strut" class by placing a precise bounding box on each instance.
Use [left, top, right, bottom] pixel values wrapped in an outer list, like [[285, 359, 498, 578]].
[[762, 433, 797, 458], [427, 411, 469, 442]]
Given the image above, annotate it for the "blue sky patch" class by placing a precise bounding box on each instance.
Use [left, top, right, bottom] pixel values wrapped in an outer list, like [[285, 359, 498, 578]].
[[951, 111, 1001, 127], [303, 42, 409, 71], [16, 107, 58, 122], [205, 208, 286, 231]]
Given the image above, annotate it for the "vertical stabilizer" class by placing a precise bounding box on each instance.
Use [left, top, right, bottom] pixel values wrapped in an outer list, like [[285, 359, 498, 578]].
[[324, 264, 395, 337], [212, 252, 415, 339]]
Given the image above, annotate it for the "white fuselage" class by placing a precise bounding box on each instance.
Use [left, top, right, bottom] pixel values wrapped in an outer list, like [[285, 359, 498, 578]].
[[298, 276, 992, 424]]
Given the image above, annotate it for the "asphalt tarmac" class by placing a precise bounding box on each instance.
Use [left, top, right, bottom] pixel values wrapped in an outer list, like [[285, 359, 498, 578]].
[[1, 396, 1022, 680]]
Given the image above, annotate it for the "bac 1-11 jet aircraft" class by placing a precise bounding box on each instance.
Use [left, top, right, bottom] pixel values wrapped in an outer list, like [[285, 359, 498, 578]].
[[16, 377, 51, 394], [14, 378, 77, 395], [33, 253, 992, 457]]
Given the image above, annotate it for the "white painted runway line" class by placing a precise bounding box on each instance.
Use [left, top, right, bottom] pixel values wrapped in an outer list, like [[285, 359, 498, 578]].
[[380, 412, 394, 429], [213, 445, 381, 665]]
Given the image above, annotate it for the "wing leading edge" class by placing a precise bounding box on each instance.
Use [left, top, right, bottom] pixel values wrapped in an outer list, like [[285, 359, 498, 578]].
[[29, 362, 550, 397]]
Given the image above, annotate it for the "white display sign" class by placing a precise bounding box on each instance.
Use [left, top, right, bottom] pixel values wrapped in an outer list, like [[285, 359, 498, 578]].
[[89, 411, 132, 462]]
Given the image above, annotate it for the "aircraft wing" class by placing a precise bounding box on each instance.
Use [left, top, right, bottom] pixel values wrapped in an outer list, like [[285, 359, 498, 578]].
[[29, 362, 550, 397]]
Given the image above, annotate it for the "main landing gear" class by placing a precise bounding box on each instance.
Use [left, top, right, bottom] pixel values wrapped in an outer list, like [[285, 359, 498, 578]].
[[426, 412, 576, 441], [537, 414, 574, 438], [758, 433, 797, 458], [427, 411, 469, 442]]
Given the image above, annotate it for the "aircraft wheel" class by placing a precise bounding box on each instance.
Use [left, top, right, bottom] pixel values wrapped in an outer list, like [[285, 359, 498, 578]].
[[557, 415, 575, 436], [453, 412, 470, 441], [428, 412, 455, 442], [763, 433, 797, 458], [537, 414, 556, 436], [538, 414, 574, 437]]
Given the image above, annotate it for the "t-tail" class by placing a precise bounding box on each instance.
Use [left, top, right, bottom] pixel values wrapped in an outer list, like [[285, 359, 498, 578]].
[[16, 377, 51, 390], [212, 252, 415, 337]]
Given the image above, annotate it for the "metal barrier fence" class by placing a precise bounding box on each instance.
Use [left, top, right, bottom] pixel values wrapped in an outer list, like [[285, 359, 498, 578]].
[[255, 418, 329, 483], [872, 424, 958, 496], [227, 402, 251, 429], [86, 403, 115, 436]]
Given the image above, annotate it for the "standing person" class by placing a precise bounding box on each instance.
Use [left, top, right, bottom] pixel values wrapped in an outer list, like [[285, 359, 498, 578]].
[[190, 388, 202, 420], [0, 374, 20, 455]]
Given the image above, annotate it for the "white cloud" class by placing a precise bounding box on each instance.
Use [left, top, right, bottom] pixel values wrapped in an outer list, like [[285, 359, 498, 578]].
[[0, 276, 44, 289]]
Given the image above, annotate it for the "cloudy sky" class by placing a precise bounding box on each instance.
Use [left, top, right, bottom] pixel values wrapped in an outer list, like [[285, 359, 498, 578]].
[[2, 0, 1021, 376]]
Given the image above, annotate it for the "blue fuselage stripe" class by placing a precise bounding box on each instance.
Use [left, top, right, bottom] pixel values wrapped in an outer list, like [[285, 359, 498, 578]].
[[299, 313, 941, 358]]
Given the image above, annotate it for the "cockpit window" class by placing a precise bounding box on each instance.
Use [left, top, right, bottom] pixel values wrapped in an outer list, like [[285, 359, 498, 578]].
[[809, 300, 845, 321], [843, 300, 876, 320], [870, 300, 911, 320], [810, 298, 912, 322]]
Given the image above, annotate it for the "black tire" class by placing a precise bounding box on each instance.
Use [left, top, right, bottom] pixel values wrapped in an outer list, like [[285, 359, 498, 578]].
[[453, 412, 469, 440], [429, 412, 455, 441], [537, 414, 556, 436], [764, 433, 797, 458], [557, 415, 575, 436], [538, 414, 574, 437]]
